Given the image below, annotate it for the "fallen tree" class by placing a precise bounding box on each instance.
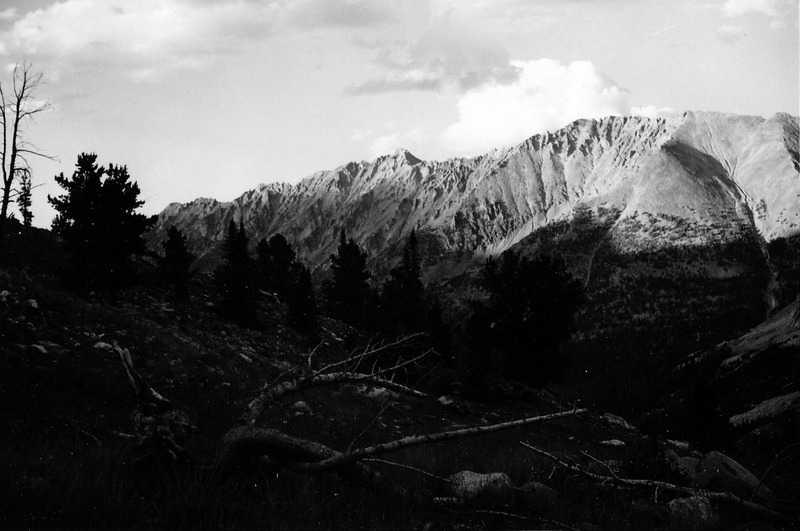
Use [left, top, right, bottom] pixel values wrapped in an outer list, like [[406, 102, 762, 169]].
[[519, 441, 786, 523], [111, 337, 792, 524]]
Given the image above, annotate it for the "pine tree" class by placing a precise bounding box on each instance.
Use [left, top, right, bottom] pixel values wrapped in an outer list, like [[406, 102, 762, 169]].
[[328, 229, 372, 327], [17, 170, 32, 227], [381, 229, 426, 334], [287, 263, 318, 335], [475, 251, 584, 386], [256, 233, 297, 303], [162, 226, 195, 299], [48, 153, 152, 287], [215, 219, 257, 323]]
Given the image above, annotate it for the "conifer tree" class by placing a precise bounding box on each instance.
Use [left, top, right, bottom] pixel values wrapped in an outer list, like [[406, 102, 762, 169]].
[[328, 229, 372, 327], [48, 153, 152, 287], [287, 263, 318, 335], [256, 233, 297, 303], [381, 229, 426, 334], [17, 169, 32, 227], [475, 251, 584, 386], [162, 226, 195, 299], [215, 219, 257, 323]]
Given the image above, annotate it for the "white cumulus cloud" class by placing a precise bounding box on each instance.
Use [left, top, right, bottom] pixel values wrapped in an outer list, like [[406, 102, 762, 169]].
[[0, 0, 275, 80], [722, 0, 782, 17], [442, 59, 635, 155]]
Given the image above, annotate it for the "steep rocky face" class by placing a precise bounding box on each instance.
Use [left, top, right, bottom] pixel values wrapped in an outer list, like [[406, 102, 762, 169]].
[[150, 111, 799, 277]]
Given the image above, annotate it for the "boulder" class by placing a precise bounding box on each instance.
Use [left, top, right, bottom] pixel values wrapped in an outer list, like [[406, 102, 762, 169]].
[[291, 401, 313, 417], [693, 450, 774, 502], [664, 449, 700, 482], [517, 480, 559, 510], [629, 501, 670, 529], [667, 496, 719, 530], [447, 471, 512, 501]]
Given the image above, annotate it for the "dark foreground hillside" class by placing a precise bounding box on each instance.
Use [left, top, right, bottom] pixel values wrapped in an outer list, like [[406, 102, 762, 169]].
[[1, 222, 798, 530]]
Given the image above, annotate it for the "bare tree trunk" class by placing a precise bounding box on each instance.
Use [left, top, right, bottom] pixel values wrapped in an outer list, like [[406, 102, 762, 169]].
[[0, 63, 51, 239]]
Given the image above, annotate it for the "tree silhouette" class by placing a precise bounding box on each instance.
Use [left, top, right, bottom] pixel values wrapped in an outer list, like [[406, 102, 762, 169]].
[[162, 226, 195, 299], [17, 169, 32, 227], [381, 230, 426, 335], [48, 153, 152, 287], [287, 263, 318, 335], [256, 233, 298, 303], [476, 251, 584, 386], [0, 63, 52, 241], [327, 229, 372, 327], [215, 219, 257, 323]]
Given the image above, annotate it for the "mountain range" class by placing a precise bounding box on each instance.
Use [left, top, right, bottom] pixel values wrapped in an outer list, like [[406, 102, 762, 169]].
[[150, 111, 799, 281]]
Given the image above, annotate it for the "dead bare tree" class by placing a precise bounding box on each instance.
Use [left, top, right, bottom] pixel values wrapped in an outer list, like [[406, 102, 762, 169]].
[[0, 62, 52, 238]]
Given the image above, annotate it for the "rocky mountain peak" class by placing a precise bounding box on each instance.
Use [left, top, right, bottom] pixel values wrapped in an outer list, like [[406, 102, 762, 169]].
[[149, 112, 800, 277]]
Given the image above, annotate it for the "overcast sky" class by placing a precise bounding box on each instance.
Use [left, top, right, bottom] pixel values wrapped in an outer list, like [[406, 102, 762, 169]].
[[1, 0, 797, 226]]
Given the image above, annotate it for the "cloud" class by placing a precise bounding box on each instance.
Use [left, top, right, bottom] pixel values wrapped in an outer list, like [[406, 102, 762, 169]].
[[722, 0, 781, 17], [347, 16, 518, 95], [0, 0, 275, 80], [442, 59, 635, 155], [721, 0, 792, 30], [717, 24, 745, 41], [631, 105, 676, 119], [286, 0, 398, 29]]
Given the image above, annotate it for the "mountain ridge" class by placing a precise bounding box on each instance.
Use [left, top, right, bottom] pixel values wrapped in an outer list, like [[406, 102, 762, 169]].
[[150, 111, 800, 276]]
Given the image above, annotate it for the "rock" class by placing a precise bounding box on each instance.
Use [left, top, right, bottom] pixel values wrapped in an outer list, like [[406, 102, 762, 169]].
[[24, 299, 38, 310], [629, 501, 670, 529], [365, 387, 390, 400], [292, 401, 313, 416], [0, 290, 10, 303], [667, 496, 719, 530], [517, 480, 559, 510], [665, 439, 691, 452], [446, 471, 512, 501], [602, 412, 637, 431], [437, 395, 454, 406], [665, 449, 700, 482], [93, 341, 114, 351], [693, 450, 774, 502], [599, 439, 626, 448], [30, 344, 48, 354]]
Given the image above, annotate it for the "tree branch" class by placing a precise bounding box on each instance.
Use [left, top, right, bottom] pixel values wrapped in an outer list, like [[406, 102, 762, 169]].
[[295, 409, 587, 472], [519, 441, 785, 522]]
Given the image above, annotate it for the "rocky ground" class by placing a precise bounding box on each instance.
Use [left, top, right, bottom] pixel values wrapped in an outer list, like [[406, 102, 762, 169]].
[[1, 224, 797, 529]]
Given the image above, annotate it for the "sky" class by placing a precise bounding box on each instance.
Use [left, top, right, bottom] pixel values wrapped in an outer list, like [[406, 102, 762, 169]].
[[0, 0, 797, 227]]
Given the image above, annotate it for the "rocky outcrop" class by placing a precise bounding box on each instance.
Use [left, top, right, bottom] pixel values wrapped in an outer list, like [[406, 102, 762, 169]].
[[149, 112, 800, 277]]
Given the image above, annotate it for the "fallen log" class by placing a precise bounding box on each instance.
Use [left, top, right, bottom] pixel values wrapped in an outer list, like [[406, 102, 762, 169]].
[[519, 441, 786, 523]]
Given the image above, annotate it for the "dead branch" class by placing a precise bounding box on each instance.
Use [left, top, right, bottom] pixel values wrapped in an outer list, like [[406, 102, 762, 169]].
[[364, 458, 454, 484], [243, 371, 426, 424], [519, 441, 785, 522], [113, 341, 172, 411], [311, 333, 424, 377], [217, 425, 424, 504], [296, 409, 587, 472], [242, 343, 430, 425]]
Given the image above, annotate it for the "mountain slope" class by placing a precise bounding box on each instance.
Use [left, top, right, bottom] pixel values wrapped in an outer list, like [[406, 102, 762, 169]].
[[150, 111, 800, 277]]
